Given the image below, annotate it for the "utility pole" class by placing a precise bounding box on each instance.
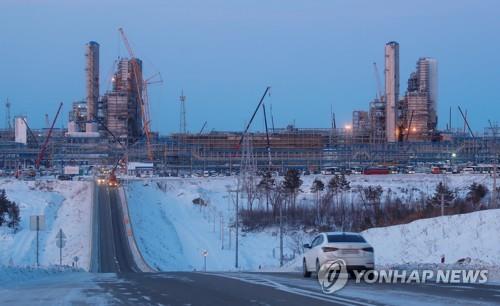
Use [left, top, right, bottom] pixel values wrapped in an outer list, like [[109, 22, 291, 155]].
[[489, 120, 497, 208], [493, 162, 497, 208], [220, 215, 224, 250], [36, 217, 39, 267], [279, 195, 284, 267], [235, 187, 239, 269], [440, 192, 444, 217]]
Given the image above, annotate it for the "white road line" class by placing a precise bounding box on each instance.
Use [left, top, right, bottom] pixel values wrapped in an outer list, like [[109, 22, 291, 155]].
[[206, 273, 377, 306]]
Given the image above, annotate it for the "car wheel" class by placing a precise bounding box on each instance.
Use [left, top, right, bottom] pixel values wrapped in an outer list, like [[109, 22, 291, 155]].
[[303, 259, 311, 278]]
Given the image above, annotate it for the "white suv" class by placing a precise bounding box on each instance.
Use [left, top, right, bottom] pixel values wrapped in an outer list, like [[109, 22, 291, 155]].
[[302, 232, 374, 277]]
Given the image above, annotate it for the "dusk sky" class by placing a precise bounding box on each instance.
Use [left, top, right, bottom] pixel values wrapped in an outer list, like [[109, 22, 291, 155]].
[[1, 0, 499, 134]]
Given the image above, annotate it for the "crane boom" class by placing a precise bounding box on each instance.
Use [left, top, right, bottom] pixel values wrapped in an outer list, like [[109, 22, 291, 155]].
[[458, 106, 474, 138], [198, 121, 207, 135], [118, 27, 153, 160], [35, 102, 63, 168], [239, 86, 271, 145], [22, 117, 40, 148], [262, 102, 272, 170]]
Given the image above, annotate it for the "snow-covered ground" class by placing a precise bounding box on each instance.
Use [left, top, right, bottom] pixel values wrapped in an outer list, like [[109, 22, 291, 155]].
[[125, 178, 289, 271], [363, 208, 500, 265], [299, 173, 494, 205], [125, 175, 499, 276], [0, 179, 93, 271]]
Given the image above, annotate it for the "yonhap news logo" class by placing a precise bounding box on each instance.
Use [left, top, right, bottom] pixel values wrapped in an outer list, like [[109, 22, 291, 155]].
[[318, 261, 488, 294], [317, 259, 349, 294]]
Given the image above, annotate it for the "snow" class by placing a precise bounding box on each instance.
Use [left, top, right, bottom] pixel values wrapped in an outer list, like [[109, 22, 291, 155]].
[[125, 175, 500, 276], [362, 209, 500, 265], [0, 266, 83, 285], [0, 179, 93, 270], [125, 178, 295, 271], [298, 173, 495, 205], [0, 266, 111, 305]]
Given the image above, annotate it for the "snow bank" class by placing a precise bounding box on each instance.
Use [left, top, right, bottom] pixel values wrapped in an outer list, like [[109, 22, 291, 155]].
[[0, 179, 93, 270], [362, 209, 500, 266], [0, 266, 84, 285]]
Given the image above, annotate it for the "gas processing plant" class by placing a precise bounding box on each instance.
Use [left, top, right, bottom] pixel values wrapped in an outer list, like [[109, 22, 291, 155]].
[[1, 31, 499, 175]]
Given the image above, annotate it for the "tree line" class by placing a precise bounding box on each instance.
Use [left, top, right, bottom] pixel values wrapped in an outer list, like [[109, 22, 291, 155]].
[[239, 170, 494, 232]]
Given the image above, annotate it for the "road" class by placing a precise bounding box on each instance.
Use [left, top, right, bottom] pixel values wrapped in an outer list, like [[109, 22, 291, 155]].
[[95, 185, 138, 273], [93, 184, 356, 305], [91, 184, 500, 306]]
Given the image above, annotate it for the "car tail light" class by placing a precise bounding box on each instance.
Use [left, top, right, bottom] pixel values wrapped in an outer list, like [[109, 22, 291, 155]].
[[321, 247, 339, 252], [362, 247, 374, 252]]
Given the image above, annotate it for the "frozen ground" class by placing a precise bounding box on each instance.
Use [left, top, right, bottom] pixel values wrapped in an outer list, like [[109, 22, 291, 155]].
[[125, 175, 500, 275], [125, 178, 290, 271], [0, 266, 111, 305], [0, 179, 93, 270]]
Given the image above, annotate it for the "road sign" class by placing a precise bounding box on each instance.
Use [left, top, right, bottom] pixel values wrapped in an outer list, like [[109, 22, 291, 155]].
[[30, 215, 45, 267], [202, 250, 208, 257], [30, 215, 45, 231], [56, 229, 67, 248], [56, 230, 67, 240], [56, 229, 67, 265]]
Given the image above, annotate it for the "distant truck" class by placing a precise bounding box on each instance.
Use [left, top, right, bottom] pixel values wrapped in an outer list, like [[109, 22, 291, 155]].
[[64, 166, 80, 176], [363, 167, 390, 175]]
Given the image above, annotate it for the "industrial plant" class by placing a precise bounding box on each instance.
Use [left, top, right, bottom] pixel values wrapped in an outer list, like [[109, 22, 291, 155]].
[[1, 33, 498, 175]]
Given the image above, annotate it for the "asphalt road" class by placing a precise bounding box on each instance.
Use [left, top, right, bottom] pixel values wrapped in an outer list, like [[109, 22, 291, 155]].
[[92, 184, 500, 306], [96, 185, 138, 273], [94, 184, 355, 305]]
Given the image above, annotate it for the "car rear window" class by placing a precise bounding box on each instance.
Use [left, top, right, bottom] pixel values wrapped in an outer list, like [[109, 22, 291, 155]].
[[327, 234, 366, 243]]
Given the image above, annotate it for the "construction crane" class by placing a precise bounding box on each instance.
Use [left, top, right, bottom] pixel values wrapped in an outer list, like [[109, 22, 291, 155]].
[[22, 118, 40, 148], [458, 106, 474, 138], [35, 102, 63, 169], [97, 120, 126, 187], [239, 87, 272, 170], [118, 27, 154, 161], [198, 121, 207, 135], [373, 62, 384, 101], [239, 87, 271, 144]]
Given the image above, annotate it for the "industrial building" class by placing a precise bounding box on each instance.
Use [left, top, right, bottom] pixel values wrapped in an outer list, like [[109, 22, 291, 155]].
[[0, 38, 497, 175], [401, 57, 438, 141], [102, 58, 144, 143], [85, 41, 99, 125], [385, 41, 399, 143]]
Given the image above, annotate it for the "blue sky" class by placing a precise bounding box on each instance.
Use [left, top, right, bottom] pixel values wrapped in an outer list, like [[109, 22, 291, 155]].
[[1, 0, 499, 134]]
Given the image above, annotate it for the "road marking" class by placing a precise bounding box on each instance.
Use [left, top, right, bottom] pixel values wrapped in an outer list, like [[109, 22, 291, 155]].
[[206, 273, 377, 306]]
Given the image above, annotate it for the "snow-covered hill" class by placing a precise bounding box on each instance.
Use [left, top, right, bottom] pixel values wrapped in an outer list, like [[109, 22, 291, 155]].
[[126, 178, 290, 271], [0, 179, 93, 270], [362, 208, 500, 265], [125, 175, 499, 274]]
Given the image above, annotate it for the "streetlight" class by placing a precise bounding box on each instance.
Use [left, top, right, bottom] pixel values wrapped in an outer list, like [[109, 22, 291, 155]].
[[202, 250, 208, 271]]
